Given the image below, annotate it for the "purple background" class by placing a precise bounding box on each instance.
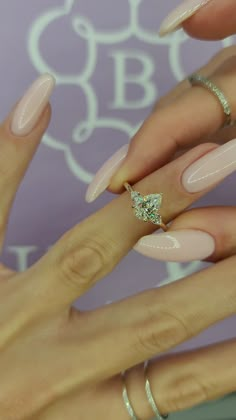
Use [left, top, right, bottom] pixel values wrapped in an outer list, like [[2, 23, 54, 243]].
[[1, 0, 236, 358]]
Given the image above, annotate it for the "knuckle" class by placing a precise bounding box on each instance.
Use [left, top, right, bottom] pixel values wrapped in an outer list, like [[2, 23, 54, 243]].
[[164, 373, 209, 413], [133, 304, 189, 357], [59, 235, 117, 292]]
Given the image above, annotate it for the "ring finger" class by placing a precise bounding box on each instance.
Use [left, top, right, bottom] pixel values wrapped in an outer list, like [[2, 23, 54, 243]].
[[38, 255, 236, 419]]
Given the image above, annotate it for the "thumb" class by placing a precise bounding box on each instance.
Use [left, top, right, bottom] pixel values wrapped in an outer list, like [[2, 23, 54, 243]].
[[159, 0, 236, 40]]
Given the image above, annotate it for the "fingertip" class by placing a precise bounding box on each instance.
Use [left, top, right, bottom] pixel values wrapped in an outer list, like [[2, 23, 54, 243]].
[[182, 0, 236, 40], [134, 228, 216, 262], [2, 101, 52, 145]]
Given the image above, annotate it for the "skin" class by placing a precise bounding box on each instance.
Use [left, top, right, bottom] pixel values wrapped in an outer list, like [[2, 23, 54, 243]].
[[3, 7, 236, 419], [0, 54, 236, 420]]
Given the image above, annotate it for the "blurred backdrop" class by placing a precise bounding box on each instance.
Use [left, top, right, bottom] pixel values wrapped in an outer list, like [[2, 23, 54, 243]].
[[1, 1, 236, 418]]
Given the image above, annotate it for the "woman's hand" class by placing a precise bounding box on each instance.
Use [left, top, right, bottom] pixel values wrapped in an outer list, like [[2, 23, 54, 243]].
[[85, 47, 236, 261], [1, 73, 236, 420]]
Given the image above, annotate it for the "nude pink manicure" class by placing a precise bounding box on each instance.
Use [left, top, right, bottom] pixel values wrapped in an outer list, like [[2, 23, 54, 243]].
[[85, 144, 130, 203], [159, 0, 211, 37], [11, 74, 55, 136], [134, 229, 215, 262], [182, 138, 236, 193]]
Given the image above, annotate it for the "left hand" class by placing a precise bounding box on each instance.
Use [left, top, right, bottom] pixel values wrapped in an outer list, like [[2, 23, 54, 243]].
[[3, 73, 236, 420], [40, 53, 236, 418]]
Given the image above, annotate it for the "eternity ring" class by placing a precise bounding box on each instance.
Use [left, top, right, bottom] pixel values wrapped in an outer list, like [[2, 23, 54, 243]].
[[188, 73, 235, 128], [124, 182, 168, 231]]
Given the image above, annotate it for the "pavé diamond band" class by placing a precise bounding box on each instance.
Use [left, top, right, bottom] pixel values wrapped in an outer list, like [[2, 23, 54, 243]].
[[124, 182, 167, 231], [188, 73, 235, 128]]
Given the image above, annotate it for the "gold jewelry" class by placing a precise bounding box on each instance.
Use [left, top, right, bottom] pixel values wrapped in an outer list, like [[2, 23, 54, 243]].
[[124, 182, 167, 231]]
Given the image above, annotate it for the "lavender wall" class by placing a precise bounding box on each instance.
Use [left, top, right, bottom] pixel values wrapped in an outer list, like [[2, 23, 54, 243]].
[[1, 1, 236, 417]]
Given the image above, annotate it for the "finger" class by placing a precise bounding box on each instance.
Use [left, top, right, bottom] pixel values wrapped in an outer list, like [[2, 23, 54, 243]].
[[159, 0, 236, 40], [107, 54, 236, 193], [73, 254, 236, 388], [36, 255, 236, 419], [0, 74, 54, 251], [155, 47, 236, 158], [0, 263, 16, 278], [24, 135, 236, 315], [154, 46, 236, 111], [38, 338, 236, 420], [122, 337, 236, 418], [134, 206, 236, 263]]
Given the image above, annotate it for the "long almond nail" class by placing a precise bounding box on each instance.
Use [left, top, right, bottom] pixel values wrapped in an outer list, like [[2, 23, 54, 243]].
[[159, 0, 211, 37], [182, 138, 236, 193], [85, 144, 129, 203], [11, 74, 55, 136], [134, 229, 215, 262]]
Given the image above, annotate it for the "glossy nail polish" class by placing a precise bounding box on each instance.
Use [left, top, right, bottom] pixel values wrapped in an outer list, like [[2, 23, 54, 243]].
[[11, 73, 55, 136], [85, 144, 129, 203], [182, 139, 236, 193], [159, 0, 211, 37], [134, 229, 215, 262]]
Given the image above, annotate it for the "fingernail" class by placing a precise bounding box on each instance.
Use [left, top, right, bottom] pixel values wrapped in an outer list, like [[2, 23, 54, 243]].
[[85, 144, 129, 203], [182, 139, 236, 193], [11, 73, 56, 136], [134, 229, 215, 262], [159, 0, 211, 36]]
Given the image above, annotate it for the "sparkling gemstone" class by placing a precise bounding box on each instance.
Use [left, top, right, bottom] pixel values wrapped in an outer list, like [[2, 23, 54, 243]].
[[131, 191, 143, 208], [149, 213, 162, 225], [144, 194, 162, 210], [131, 191, 163, 225]]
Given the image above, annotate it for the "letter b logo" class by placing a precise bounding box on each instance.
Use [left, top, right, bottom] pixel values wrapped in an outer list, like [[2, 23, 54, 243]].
[[111, 50, 157, 109]]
